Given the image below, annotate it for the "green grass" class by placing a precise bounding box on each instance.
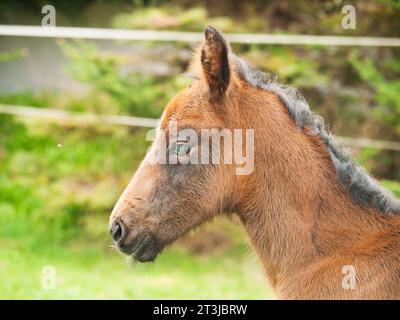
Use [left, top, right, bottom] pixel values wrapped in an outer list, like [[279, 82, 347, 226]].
[[0, 240, 272, 299]]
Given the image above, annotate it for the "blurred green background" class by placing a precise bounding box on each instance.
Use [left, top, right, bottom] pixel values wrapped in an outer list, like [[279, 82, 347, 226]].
[[0, 0, 399, 299]]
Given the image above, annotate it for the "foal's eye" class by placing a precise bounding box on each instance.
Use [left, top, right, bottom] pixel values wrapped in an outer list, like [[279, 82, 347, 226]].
[[174, 143, 191, 156]]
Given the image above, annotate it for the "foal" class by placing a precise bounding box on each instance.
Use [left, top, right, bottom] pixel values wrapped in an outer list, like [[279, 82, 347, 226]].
[[110, 27, 400, 299]]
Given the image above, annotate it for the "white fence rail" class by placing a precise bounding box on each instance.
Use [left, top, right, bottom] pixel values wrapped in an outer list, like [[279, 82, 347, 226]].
[[1, 25, 400, 47], [0, 104, 159, 128], [1, 104, 399, 151]]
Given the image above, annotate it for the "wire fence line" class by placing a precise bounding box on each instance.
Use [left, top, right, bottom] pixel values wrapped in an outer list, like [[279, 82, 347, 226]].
[[1, 25, 400, 47], [1, 104, 399, 152]]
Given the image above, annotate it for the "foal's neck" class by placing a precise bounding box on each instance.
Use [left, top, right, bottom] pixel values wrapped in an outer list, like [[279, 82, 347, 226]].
[[234, 90, 388, 289]]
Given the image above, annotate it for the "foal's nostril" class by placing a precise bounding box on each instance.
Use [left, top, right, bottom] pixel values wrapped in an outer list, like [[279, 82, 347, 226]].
[[111, 221, 124, 243]]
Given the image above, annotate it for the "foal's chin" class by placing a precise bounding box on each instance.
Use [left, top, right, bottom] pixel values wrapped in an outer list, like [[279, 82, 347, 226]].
[[117, 231, 164, 263], [131, 245, 162, 263], [128, 248, 161, 263], [129, 235, 164, 263]]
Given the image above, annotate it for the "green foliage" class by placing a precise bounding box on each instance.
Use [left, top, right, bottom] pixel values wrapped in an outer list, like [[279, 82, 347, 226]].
[[0, 114, 150, 246], [382, 180, 400, 198], [60, 40, 183, 117], [0, 91, 57, 108], [356, 148, 381, 170], [378, 0, 400, 9], [112, 7, 234, 32], [243, 46, 329, 87], [0, 48, 29, 63], [350, 53, 400, 133]]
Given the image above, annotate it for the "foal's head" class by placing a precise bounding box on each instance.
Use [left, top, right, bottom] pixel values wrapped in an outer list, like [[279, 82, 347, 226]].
[[109, 27, 251, 262]]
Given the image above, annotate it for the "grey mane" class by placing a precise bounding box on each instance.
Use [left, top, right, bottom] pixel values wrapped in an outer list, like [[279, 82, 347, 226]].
[[233, 56, 400, 215]]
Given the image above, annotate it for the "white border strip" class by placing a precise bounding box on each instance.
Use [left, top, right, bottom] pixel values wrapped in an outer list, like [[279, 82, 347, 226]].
[[0, 25, 399, 47], [1, 104, 399, 151]]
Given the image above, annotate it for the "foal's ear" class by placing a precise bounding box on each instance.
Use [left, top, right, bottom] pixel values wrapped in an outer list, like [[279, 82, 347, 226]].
[[201, 26, 230, 101]]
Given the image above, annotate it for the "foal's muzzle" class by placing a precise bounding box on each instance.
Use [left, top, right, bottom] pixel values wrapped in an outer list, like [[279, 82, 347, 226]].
[[109, 218, 161, 262]]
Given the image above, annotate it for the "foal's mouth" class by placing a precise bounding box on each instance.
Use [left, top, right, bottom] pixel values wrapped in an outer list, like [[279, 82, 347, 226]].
[[115, 228, 161, 262], [129, 232, 161, 262], [110, 219, 161, 262]]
